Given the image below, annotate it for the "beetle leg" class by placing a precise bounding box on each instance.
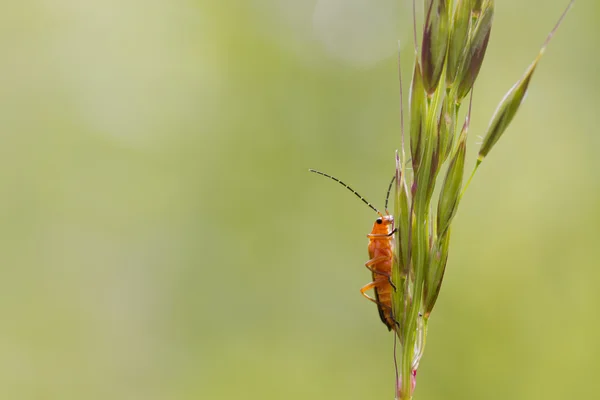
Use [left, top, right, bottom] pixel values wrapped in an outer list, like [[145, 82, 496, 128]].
[[365, 257, 396, 290], [365, 256, 389, 274], [367, 228, 397, 239], [359, 281, 393, 311]]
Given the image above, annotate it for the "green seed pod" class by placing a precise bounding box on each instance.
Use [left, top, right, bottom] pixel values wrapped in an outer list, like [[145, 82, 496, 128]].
[[409, 57, 427, 173], [446, 0, 473, 88], [438, 97, 457, 164], [394, 151, 411, 273], [392, 152, 412, 333], [477, 65, 534, 162], [424, 230, 451, 316], [455, 0, 494, 102], [437, 126, 466, 237], [421, 0, 450, 95], [426, 119, 441, 203], [478, 0, 574, 162]]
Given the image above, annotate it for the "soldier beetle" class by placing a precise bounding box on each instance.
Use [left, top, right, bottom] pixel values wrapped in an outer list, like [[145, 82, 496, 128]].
[[310, 169, 397, 331]]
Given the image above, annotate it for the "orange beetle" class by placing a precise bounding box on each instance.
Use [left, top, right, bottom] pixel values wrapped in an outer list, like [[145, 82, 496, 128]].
[[310, 169, 396, 331], [363, 213, 396, 330]]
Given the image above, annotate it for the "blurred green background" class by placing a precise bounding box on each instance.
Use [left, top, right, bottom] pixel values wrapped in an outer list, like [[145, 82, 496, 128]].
[[0, 0, 597, 399]]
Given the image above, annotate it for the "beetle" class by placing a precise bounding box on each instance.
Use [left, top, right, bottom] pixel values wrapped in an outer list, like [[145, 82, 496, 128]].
[[310, 169, 397, 330]]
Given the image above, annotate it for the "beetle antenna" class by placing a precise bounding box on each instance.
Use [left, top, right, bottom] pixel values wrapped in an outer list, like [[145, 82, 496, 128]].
[[309, 169, 382, 215], [384, 174, 396, 213]]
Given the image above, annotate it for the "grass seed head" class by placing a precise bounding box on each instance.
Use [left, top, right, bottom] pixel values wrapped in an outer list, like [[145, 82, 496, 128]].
[[478, 67, 533, 162], [437, 127, 466, 237], [446, 0, 473, 88], [424, 230, 451, 316], [438, 98, 457, 164], [455, 0, 494, 102], [409, 57, 427, 172], [478, 0, 574, 162], [421, 0, 450, 95], [389, 2, 572, 398]]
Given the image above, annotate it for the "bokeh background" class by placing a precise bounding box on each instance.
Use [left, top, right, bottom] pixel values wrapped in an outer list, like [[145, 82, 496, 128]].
[[0, 0, 597, 399]]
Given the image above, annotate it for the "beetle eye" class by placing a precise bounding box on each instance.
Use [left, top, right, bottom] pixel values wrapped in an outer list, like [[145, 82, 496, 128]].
[[376, 218, 383, 224]]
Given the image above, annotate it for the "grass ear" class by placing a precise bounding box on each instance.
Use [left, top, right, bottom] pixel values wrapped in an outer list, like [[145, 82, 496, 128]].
[[390, 2, 574, 399]]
